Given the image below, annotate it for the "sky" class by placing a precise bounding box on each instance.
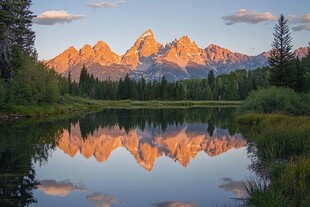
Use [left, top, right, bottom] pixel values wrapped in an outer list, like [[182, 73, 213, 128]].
[[31, 0, 310, 60]]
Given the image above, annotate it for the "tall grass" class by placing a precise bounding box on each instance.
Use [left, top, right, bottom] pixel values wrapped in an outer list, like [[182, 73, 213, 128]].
[[272, 157, 310, 207], [237, 114, 310, 206], [243, 178, 288, 207], [238, 114, 310, 161]]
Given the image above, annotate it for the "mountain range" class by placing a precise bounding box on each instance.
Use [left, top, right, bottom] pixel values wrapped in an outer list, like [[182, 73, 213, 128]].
[[46, 29, 308, 81]]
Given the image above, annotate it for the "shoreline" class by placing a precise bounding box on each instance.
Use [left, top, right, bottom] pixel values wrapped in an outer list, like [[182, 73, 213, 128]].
[[0, 96, 241, 120]]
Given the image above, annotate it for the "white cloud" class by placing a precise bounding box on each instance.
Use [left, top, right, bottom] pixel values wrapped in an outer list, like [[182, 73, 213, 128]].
[[288, 14, 310, 24], [287, 14, 310, 32], [33, 10, 85, 25], [87, 1, 126, 9], [38, 179, 86, 197], [292, 24, 310, 32], [222, 9, 277, 25]]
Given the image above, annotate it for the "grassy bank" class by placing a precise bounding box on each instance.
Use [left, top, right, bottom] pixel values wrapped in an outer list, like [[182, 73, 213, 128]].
[[0, 95, 241, 118], [237, 113, 310, 207]]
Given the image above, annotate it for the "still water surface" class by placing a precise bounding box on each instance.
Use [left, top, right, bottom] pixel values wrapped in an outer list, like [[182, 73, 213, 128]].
[[0, 108, 252, 207]]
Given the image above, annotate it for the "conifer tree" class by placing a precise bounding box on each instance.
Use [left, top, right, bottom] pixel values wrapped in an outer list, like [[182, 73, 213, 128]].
[[268, 14, 294, 87], [68, 71, 72, 94], [295, 58, 306, 92], [0, 0, 36, 80], [208, 70, 215, 90]]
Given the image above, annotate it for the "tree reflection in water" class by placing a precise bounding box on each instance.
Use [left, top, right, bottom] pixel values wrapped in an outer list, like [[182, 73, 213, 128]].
[[0, 120, 67, 206]]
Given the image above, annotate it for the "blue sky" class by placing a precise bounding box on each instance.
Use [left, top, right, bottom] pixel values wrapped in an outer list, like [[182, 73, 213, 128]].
[[31, 0, 310, 60]]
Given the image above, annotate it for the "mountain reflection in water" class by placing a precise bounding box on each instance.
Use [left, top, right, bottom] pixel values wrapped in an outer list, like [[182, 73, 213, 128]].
[[58, 123, 245, 171]]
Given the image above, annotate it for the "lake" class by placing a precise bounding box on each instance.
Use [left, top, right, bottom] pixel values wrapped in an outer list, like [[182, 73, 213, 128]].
[[0, 108, 252, 207]]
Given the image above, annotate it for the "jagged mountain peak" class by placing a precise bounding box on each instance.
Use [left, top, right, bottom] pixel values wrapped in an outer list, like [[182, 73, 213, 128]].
[[140, 29, 154, 38], [178, 35, 191, 43], [156, 35, 206, 69], [134, 29, 157, 47], [67, 46, 78, 52], [121, 29, 162, 69], [295, 47, 308, 58], [206, 44, 238, 55], [93, 40, 108, 49]]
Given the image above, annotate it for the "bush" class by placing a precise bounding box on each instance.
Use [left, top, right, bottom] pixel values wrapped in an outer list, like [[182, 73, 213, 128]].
[[8, 55, 62, 105], [238, 87, 310, 115]]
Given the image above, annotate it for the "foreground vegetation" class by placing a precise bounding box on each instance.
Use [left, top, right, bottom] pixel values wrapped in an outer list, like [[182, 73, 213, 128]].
[[237, 114, 310, 207], [235, 16, 310, 206]]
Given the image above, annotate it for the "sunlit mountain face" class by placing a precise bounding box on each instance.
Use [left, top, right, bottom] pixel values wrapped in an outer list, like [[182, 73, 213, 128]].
[[58, 123, 245, 171]]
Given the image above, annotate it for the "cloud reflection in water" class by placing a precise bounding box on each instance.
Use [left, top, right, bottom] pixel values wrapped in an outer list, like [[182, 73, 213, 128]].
[[218, 177, 247, 198], [38, 179, 86, 197], [153, 201, 197, 207], [87, 192, 123, 207]]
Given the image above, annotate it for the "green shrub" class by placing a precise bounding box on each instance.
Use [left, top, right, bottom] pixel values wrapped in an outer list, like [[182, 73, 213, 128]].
[[238, 87, 310, 115], [8, 55, 61, 105]]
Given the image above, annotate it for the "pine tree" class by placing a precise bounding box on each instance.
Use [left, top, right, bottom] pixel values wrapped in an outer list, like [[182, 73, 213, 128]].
[[268, 14, 294, 87], [307, 41, 310, 57], [0, 0, 36, 80], [0, 1, 16, 80], [208, 70, 215, 90], [68, 71, 72, 94], [79, 65, 89, 95], [295, 58, 306, 92], [160, 76, 168, 100]]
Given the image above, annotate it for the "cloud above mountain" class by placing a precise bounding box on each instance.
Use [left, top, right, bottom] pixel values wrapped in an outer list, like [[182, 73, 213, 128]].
[[87, 1, 126, 9], [222, 9, 276, 25], [288, 14, 310, 32], [34, 10, 85, 25], [288, 14, 310, 24], [38, 179, 86, 197]]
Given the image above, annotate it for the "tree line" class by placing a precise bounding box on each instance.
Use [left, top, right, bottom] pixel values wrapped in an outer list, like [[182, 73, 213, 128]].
[[68, 65, 272, 101]]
